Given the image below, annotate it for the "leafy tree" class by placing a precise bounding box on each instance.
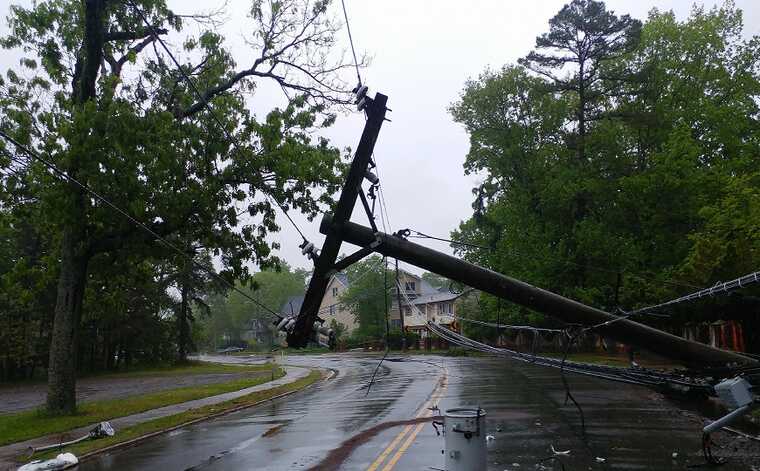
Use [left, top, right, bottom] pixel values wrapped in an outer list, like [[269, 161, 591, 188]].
[[421, 272, 447, 290], [519, 0, 642, 163], [0, 0, 354, 413], [339, 256, 391, 340], [200, 263, 308, 349], [450, 1, 760, 348]]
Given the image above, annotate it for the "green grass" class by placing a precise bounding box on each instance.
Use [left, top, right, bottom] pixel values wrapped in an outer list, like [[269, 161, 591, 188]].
[[0, 360, 270, 389], [33, 369, 323, 461], [0, 366, 284, 447]]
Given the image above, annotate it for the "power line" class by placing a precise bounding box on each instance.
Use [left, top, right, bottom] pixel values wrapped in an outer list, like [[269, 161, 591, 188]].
[[0, 129, 283, 321], [339, 0, 362, 86], [632, 269, 760, 315], [127, 0, 309, 243]]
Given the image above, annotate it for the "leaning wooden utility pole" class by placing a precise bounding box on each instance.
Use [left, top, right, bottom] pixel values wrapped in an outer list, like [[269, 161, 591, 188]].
[[319, 215, 756, 368], [286, 89, 389, 348]]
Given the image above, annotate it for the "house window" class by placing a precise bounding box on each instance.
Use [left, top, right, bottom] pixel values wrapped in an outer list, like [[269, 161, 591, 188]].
[[329, 305, 335, 315], [391, 319, 401, 329], [405, 281, 416, 292], [332, 287, 338, 296], [448, 303, 453, 314]]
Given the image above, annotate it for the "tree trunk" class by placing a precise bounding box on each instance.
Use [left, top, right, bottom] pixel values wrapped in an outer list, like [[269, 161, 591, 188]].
[[177, 268, 190, 363], [46, 224, 89, 414], [46, 0, 106, 414]]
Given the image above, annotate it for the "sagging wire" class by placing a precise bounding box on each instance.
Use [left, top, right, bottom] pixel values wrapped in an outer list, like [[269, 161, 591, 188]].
[[632, 269, 760, 315], [365, 255, 390, 396], [339, 0, 362, 87], [0, 131, 284, 321]]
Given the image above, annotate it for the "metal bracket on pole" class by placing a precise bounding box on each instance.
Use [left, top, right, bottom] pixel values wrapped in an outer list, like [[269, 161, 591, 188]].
[[286, 91, 389, 348]]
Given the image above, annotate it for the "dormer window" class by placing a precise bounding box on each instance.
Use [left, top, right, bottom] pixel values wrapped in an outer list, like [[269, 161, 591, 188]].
[[332, 287, 338, 296], [404, 281, 416, 292]]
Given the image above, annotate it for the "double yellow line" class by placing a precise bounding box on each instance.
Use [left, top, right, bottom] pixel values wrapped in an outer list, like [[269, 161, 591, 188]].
[[365, 367, 448, 471]]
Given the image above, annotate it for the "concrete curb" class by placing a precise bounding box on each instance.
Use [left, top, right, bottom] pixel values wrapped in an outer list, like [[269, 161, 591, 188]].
[[2, 366, 325, 470], [77, 367, 326, 463]]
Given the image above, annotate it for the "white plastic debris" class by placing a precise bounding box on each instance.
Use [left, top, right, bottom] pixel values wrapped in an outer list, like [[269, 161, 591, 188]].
[[18, 452, 78, 471], [486, 435, 495, 442], [672, 452, 678, 459], [596, 457, 606, 463], [550, 444, 571, 456]]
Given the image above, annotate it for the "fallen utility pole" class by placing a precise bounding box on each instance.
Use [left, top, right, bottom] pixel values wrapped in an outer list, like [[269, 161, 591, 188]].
[[286, 89, 389, 348], [320, 215, 756, 368]]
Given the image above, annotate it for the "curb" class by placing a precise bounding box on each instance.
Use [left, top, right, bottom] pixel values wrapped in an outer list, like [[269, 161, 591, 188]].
[[70, 368, 326, 463]]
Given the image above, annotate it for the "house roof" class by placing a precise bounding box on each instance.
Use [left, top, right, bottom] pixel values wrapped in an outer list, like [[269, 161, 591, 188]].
[[281, 295, 305, 316], [408, 290, 460, 305], [333, 272, 349, 287]]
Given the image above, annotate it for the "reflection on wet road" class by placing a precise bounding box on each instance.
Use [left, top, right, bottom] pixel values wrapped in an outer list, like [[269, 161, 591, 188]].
[[79, 354, 754, 470]]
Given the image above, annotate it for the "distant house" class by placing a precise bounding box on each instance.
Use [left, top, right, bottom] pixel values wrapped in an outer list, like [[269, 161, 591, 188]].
[[389, 270, 462, 343], [241, 317, 274, 346], [283, 269, 463, 344], [319, 273, 358, 333]]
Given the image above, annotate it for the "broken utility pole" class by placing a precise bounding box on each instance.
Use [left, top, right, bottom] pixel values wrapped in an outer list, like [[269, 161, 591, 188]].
[[286, 89, 389, 348], [319, 215, 756, 368]]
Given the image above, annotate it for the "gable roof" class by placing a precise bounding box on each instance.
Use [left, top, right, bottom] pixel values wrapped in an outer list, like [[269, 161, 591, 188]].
[[281, 295, 304, 316]]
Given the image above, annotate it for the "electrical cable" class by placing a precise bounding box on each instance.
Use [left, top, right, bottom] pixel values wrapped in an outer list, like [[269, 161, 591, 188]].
[[365, 255, 390, 396], [339, 0, 362, 87], [127, 0, 309, 243], [0, 130, 283, 321], [632, 269, 760, 315]]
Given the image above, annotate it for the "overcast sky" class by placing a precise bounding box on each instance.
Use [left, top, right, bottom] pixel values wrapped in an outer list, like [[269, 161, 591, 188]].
[[1, 0, 758, 276]]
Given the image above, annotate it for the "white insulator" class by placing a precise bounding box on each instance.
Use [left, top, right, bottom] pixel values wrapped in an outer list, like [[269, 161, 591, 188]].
[[444, 408, 487, 471], [285, 319, 296, 331], [277, 318, 290, 331]]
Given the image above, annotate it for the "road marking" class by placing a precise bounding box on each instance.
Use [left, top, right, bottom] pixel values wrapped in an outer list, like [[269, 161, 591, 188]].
[[365, 366, 448, 471], [365, 424, 414, 471], [380, 421, 426, 471]]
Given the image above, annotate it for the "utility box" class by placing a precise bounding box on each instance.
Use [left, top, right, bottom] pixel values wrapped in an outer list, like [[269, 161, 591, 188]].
[[715, 377, 754, 409], [444, 408, 487, 471]]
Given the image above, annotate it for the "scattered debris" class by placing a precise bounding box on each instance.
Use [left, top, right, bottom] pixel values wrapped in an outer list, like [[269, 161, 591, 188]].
[[671, 452, 678, 459], [18, 453, 78, 471], [486, 435, 495, 442], [551, 444, 571, 456], [596, 457, 606, 463], [27, 422, 115, 455]]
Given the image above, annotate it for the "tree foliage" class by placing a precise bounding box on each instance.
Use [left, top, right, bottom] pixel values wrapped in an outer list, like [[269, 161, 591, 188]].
[[451, 1, 760, 343], [0, 0, 354, 412], [339, 255, 391, 340]]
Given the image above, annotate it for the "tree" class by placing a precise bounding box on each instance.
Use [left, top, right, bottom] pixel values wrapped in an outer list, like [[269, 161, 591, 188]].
[[450, 1, 760, 345], [519, 0, 642, 163], [339, 256, 391, 340], [201, 264, 308, 349], [1, 0, 355, 414]]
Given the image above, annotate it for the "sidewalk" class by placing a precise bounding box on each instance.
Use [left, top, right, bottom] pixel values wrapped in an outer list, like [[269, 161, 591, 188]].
[[0, 365, 311, 470]]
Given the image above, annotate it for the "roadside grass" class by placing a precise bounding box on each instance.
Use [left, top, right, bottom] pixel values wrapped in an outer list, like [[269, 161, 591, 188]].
[[33, 369, 323, 461], [0, 360, 270, 389], [0, 366, 283, 447]]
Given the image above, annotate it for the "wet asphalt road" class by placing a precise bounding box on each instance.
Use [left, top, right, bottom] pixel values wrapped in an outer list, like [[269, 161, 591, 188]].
[[79, 354, 756, 470]]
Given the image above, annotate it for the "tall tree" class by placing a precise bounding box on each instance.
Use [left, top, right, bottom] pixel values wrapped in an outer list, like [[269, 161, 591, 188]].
[[1, 0, 355, 413], [519, 0, 642, 162]]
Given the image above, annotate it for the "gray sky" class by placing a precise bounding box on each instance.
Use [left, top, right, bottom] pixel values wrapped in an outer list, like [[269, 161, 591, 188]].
[[1, 0, 758, 276]]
